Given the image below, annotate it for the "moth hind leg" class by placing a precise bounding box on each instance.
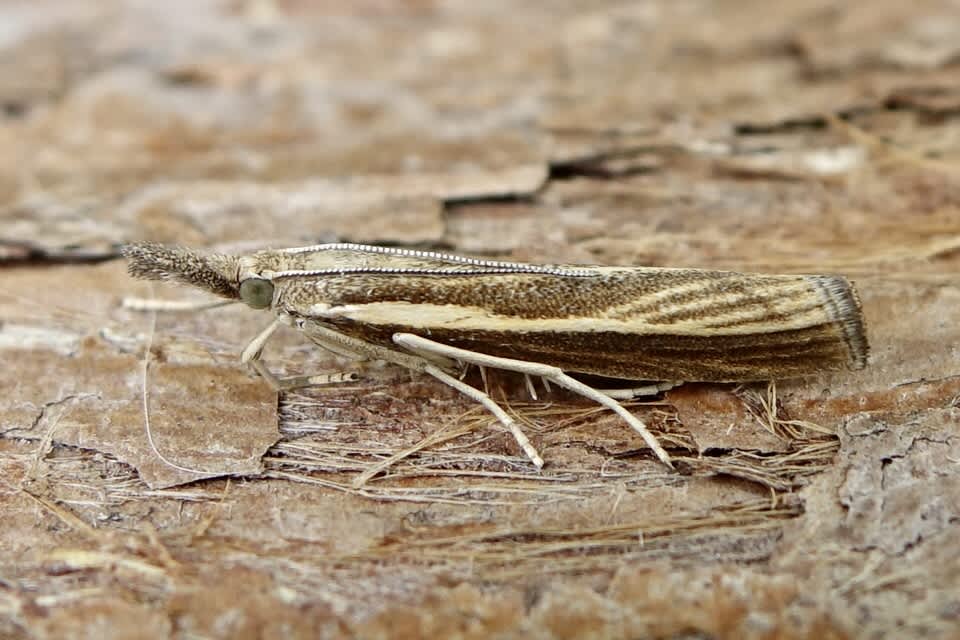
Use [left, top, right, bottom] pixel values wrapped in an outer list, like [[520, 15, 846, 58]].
[[288, 323, 543, 466], [393, 332, 674, 470], [421, 364, 544, 469]]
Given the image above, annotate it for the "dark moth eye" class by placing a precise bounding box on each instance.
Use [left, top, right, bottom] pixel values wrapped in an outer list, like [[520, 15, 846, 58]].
[[239, 278, 274, 309]]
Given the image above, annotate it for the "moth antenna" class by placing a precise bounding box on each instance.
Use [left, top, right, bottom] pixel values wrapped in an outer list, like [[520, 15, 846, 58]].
[[123, 242, 241, 300], [139, 283, 244, 478]]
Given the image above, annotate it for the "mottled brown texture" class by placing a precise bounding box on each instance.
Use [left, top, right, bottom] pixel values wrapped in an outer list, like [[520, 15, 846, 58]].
[[268, 246, 867, 379], [4, 0, 960, 638]]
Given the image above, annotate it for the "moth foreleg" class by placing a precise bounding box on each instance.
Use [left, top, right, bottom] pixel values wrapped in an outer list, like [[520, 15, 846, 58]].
[[392, 333, 674, 470], [241, 319, 283, 363], [241, 319, 359, 391]]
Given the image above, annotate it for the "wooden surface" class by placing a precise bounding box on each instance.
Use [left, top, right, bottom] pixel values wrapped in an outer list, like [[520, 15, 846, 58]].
[[1, 1, 959, 638]]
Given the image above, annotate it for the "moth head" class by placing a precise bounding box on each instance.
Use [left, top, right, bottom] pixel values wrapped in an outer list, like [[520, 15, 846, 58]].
[[122, 242, 242, 300]]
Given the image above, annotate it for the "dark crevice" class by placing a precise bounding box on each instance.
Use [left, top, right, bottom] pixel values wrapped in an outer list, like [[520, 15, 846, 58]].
[[549, 160, 660, 180], [442, 192, 539, 206], [734, 99, 960, 136], [0, 242, 122, 267], [733, 105, 877, 135]]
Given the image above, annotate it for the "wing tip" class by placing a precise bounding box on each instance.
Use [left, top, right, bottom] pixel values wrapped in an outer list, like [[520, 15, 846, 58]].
[[809, 275, 870, 370]]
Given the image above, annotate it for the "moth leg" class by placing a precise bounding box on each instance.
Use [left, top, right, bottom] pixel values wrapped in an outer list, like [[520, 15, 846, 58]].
[[297, 328, 374, 361], [241, 319, 283, 363], [393, 333, 673, 470], [598, 381, 683, 400], [524, 374, 539, 400], [421, 365, 544, 469], [295, 324, 544, 467], [241, 319, 360, 391], [297, 321, 457, 372], [249, 361, 359, 392]]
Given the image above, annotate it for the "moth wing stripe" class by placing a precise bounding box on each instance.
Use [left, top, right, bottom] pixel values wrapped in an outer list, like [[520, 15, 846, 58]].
[[641, 289, 827, 326], [602, 280, 818, 324], [695, 301, 834, 329], [601, 276, 809, 319], [625, 280, 815, 322], [304, 301, 841, 336], [601, 278, 732, 317]]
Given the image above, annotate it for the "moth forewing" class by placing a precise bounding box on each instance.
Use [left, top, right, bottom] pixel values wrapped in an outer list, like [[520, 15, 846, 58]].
[[266, 253, 868, 382], [125, 242, 870, 471]]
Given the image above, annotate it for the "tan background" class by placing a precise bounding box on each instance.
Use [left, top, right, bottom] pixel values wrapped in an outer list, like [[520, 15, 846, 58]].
[[1, 1, 959, 638]]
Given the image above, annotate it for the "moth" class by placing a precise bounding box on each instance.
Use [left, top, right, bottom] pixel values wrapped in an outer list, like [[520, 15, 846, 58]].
[[123, 242, 869, 470]]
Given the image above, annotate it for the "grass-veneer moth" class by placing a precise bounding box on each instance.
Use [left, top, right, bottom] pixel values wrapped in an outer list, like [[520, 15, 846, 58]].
[[122, 242, 869, 470]]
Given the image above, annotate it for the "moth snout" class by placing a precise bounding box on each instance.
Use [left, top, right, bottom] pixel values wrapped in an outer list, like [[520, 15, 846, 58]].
[[122, 241, 241, 300]]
